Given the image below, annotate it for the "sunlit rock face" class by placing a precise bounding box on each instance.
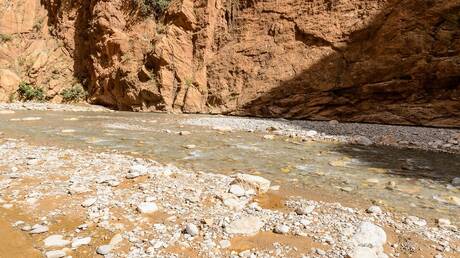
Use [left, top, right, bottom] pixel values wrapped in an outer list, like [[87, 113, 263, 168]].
[[1, 0, 459, 127]]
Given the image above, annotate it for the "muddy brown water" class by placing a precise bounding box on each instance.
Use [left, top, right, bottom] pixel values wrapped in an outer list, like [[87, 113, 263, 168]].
[[0, 110, 459, 227]]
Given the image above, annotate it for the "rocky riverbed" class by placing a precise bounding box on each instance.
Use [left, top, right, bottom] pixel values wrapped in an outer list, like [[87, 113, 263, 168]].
[[0, 139, 459, 258], [0, 103, 459, 258]]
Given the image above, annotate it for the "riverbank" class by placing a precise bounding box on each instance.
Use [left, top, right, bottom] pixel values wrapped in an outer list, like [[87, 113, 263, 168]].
[[0, 138, 459, 258], [184, 116, 460, 154], [1, 102, 459, 154]]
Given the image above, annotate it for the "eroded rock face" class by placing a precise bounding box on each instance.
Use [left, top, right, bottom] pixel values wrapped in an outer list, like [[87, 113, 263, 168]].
[[0, 0, 75, 102], [3, 0, 460, 126]]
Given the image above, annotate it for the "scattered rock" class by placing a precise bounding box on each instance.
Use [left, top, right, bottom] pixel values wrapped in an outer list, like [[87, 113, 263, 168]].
[[263, 134, 275, 140], [451, 177, 460, 186], [295, 206, 315, 215], [225, 216, 264, 236], [219, 239, 231, 248], [81, 197, 97, 207], [45, 250, 66, 258], [44, 235, 70, 248], [231, 173, 271, 193], [96, 245, 112, 255], [179, 131, 191, 136], [71, 237, 91, 248], [229, 184, 246, 197], [185, 223, 199, 236], [355, 136, 373, 146], [349, 246, 378, 258], [366, 206, 382, 214], [137, 202, 158, 213], [352, 221, 387, 256], [126, 164, 149, 178], [404, 216, 427, 227], [273, 225, 290, 234], [30, 224, 49, 234]]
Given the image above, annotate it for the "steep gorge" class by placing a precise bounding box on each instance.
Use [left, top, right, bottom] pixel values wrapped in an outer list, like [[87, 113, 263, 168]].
[[0, 0, 459, 126]]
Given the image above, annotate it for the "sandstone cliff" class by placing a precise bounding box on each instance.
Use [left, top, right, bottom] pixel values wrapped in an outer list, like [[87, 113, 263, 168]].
[[1, 0, 459, 127]]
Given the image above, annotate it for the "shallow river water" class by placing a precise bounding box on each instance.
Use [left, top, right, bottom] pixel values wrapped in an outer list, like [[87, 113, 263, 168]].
[[0, 110, 459, 224]]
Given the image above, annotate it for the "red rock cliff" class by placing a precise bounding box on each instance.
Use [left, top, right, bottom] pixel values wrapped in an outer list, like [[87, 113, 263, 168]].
[[1, 0, 459, 126]]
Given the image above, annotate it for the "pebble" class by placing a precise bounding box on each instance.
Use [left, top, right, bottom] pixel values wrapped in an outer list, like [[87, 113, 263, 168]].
[[306, 130, 318, 137], [126, 164, 148, 178], [295, 206, 315, 215], [179, 131, 191, 136], [349, 246, 378, 258], [263, 134, 275, 140], [30, 224, 49, 234], [315, 248, 326, 256], [185, 223, 199, 236], [229, 184, 246, 197], [2, 203, 13, 209], [137, 202, 158, 213], [436, 218, 451, 227], [45, 250, 66, 258], [352, 222, 387, 249], [355, 136, 373, 146], [44, 235, 70, 248], [81, 197, 97, 207], [231, 174, 271, 193], [219, 239, 231, 248], [225, 216, 264, 236], [96, 245, 112, 255], [71, 237, 91, 248], [273, 225, 290, 234], [366, 205, 382, 214], [404, 216, 427, 227], [451, 177, 460, 186]]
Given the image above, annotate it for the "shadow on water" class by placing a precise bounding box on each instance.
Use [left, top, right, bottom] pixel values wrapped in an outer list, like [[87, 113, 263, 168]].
[[239, 0, 460, 127], [331, 143, 460, 184]]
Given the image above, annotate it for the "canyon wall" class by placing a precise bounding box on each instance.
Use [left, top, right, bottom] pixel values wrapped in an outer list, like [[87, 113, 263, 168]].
[[1, 0, 459, 126]]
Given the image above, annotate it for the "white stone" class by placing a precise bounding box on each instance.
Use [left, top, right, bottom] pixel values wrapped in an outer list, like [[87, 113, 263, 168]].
[[225, 216, 264, 236], [229, 184, 245, 197], [222, 197, 245, 210], [352, 222, 387, 249], [81, 197, 97, 208], [219, 239, 231, 248], [232, 173, 271, 193], [436, 218, 451, 227], [127, 164, 148, 178], [96, 245, 112, 255], [349, 247, 378, 258], [184, 144, 196, 149], [179, 131, 191, 136], [295, 206, 315, 215], [185, 223, 199, 236], [2, 203, 13, 209], [137, 202, 158, 213], [30, 224, 49, 234], [355, 136, 373, 146], [45, 250, 66, 258], [71, 237, 91, 248], [366, 206, 382, 214], [109, 234, 123, 246], [274, 225, 290, 234], [306, 130, 318, 137], [451, 177, 460, 186], [44, 235, 70, 248], [404, 216, 427, 227]]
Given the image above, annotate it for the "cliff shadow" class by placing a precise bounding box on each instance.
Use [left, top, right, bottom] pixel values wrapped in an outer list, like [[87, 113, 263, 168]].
[[238, 0, 460, 183], [239, 0, 460, 127]]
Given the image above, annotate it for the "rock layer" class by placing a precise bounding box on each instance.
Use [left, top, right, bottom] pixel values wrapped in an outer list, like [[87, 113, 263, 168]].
[[1, 0, 459, 126]]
